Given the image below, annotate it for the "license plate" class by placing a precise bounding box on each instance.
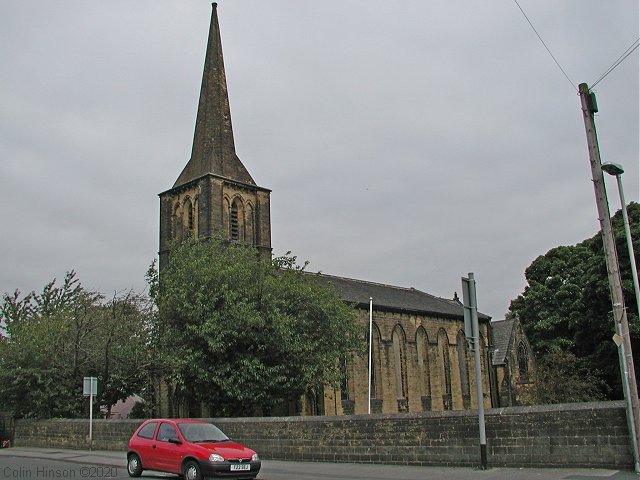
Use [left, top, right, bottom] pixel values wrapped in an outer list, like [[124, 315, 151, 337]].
[[230, 464, 250, 471]]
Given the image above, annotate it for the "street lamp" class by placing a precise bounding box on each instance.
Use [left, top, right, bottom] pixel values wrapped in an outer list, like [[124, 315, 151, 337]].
[[601, 162, 640, 473], [601, 162, 640, 322]]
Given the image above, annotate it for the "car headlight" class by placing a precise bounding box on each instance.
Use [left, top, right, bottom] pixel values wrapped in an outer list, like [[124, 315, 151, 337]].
[[251, 453, 259, 462], [209, 454, 224, 462]]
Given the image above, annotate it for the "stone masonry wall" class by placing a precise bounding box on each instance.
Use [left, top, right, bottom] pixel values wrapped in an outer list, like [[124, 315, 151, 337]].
[[12, 401, 632, 469]]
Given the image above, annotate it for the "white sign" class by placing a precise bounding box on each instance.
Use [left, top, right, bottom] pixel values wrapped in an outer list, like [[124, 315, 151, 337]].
[[83, 377, 98, 397]]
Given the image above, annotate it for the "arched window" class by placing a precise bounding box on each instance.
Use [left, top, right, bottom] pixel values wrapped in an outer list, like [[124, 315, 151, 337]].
[[392, 325, 408, 400], [305, 390, 319, 416], [517, 342, 530, 383], [437, 329, 452, 410], [479, 332, 488, 384], [339, 356, 349, 401], [457, 331, 470, 409], [416, 328, 431, 398], [370, 323, 382, 400]]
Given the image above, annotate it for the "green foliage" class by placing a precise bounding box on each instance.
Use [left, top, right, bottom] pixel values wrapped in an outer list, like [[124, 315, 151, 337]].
[[152, 238, 364, 416], [518, 351, 607, 405], [509, 202, 640, 400], [128, 401, 152, 419], [0, 272, 152, 419]]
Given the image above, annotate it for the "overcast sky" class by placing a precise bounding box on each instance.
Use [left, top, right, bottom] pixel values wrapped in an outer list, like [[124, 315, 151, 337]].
[[1, 1, 638, 319]]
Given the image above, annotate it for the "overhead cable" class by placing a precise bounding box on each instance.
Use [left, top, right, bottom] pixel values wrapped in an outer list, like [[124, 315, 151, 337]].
[[590, 38, 640, 90], [512, 0, 576, 91]]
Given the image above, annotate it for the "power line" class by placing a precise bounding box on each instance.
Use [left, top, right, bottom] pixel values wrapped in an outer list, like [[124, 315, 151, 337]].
[[590, 37, 640, 90], [511, 0, 576, 91]]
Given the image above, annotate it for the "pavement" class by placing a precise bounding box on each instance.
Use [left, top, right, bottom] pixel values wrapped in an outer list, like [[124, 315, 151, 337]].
[[0, 446, 638, 480], [0, 446, 127, 468]]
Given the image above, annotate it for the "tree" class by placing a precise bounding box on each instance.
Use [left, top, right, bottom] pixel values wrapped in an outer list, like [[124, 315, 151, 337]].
[[518, 351, 607, 405], [509, 202, 640, 400], [0, 272, 152, 418], [151, 238, 364, 416]]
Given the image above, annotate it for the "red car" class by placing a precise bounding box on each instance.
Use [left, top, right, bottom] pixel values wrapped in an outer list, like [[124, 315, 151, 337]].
[[127, 419, 261, 480]]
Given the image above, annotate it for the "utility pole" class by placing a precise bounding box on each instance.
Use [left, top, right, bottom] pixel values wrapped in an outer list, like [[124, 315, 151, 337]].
[[578, 82, 640, 471]]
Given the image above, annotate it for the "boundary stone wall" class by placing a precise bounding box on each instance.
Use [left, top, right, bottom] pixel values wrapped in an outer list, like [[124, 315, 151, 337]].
[[0, 412, 14, 446], [13, 401, 632, 469]]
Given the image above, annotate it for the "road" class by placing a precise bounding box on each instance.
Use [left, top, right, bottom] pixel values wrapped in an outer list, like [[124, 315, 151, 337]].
[[0, 448, 636, 480]]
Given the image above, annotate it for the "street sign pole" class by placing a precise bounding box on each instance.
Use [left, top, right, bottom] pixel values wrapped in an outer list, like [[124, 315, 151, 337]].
[[83, 377, 98, 451], [462, 273, 487, 469], [89, 390, 93, 450]]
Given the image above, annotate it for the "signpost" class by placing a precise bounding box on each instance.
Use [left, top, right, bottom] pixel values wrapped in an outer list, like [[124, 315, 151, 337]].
[[83, 376, 98, 450], [461, 273, 487, 469]]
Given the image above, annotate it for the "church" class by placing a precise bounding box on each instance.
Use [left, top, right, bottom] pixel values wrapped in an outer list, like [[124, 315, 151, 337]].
[[157, 4, 533, 417]]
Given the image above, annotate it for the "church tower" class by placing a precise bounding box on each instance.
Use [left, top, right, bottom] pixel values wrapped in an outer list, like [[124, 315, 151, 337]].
[[159, 3, 271, 268]]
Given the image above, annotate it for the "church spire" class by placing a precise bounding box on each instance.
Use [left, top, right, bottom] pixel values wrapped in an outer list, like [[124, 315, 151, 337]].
[[173, 2, 255, 188]]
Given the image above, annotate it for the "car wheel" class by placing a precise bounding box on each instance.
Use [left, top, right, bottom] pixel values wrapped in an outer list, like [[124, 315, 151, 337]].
[[127, 453, 143, 477], [183, 460, 203, 480]]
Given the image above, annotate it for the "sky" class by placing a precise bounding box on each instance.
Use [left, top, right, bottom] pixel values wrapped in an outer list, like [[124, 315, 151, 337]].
[[0, 1, 638, 320]]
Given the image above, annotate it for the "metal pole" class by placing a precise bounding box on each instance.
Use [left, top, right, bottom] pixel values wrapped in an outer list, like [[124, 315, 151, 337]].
[[462, 274, 487, 468], [467, 273, 487, 469], [611, 172, 640, 469], [579, 82, 640, 472], [614, 174, 640, 320], [89, 392, 93, 451], [368, 297, 373, 414], [615, 311, 640, 471]]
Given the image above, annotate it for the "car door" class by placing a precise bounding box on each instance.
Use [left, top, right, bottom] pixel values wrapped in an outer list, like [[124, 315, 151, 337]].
[[132, 421, 160, 470], [153, 421, 185, 474]]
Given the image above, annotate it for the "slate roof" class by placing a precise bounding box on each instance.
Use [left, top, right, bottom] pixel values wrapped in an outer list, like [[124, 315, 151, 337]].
[[314, 273, 491, 322], [490, 318, 515, 365]]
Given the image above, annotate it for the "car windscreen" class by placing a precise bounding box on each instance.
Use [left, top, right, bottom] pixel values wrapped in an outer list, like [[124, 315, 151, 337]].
[[177, 422, 230, 443]]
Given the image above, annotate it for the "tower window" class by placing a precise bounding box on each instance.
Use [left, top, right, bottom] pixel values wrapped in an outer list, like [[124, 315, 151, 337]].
[[230, 200, 239, 241], [182, 197, 194, 237]]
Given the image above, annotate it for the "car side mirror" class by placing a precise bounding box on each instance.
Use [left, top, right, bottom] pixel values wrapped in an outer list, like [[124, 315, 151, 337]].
[[168, 438, 182, 445]]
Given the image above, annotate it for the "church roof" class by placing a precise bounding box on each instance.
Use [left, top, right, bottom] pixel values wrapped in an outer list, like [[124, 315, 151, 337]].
[[173, 3, 256, 189], [490, 318, 516, 365], [315, 273, 491, 321]]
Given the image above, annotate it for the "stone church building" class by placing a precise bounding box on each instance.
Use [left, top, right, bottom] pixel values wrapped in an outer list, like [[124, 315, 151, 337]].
[[157, 4, 533, 417], [490, 317, 536, 407]]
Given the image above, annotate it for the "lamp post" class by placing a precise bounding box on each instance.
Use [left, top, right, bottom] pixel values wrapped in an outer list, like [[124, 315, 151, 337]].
[[601, 163, 640, 469], [602, 162, 640, 321]]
